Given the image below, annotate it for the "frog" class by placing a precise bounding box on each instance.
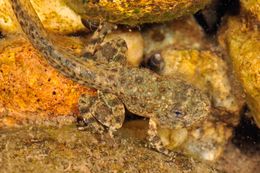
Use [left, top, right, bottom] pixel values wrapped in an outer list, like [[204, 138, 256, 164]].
[[10, 0, 211, 155]]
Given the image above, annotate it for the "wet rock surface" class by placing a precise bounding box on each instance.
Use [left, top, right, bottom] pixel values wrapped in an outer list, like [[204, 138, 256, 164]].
[[0, 122, 219, 173], [218, 4, 260, 127], [0, 0, 85, 35], [0, 35, 90, 127], [0, 0, 259, 172], [0, 119, 259, 173], [65, 0, 211, 26]]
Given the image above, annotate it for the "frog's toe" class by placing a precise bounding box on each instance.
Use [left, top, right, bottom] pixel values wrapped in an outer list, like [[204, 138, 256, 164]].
[[92, 91, 125, 131], [77, 94, 106, 133], [147, 119, 178, 158], [77, 112, 106, 134], [82, 22, 118, 56]]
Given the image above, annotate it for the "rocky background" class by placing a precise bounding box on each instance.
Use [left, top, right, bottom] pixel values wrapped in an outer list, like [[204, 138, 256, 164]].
[[0, 0, 259, 172]]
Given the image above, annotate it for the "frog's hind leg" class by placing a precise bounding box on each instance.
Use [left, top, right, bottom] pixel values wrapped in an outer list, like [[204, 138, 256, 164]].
[[77, 91, 125, 135], [94, 38, 128, 65], [82, 22, 118, 57]]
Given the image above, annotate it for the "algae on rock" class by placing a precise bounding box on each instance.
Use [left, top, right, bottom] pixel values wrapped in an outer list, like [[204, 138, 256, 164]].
[[65, 0, 211, 26]]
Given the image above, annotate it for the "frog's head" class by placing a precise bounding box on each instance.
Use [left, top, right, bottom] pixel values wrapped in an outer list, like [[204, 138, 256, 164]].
[[158, 86, 211, 130], [153, 86, 211, 150]]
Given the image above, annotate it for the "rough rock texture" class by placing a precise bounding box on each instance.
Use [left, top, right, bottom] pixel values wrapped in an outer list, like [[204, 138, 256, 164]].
[[0, 120, 259, 173], [0, 35, 90, 127], [0, 0, 85, 34], [142, 17, 209, 55], [65, 0, 211, 26], [0, 122, 221, 173], [218, 7, 260, 127], [240, 0, 260, 21]]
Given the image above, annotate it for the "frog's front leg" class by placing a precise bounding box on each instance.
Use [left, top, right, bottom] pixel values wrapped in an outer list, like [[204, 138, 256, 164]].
[[77, 91, 125, 135], [148, 118, 187, 159], [147, 119, 171, 155]]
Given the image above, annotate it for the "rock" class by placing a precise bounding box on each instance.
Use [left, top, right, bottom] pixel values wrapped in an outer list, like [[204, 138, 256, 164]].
[[0, 35, 90, 127], [142, 17, 208, 55], [0, 0, 85, 34], [240, 0, 260, 21], [0, 123, 220, 173], [218, 3, 260, 127], [65, 0, 211, 26]]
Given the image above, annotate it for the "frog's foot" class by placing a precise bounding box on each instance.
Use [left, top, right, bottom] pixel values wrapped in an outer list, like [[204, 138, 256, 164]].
[[77, 111, 105, 134], [77, 91, 125, 135], [82, 22, 118, 57], [94, 38, 128, 65], [147, 119, 177, 158]]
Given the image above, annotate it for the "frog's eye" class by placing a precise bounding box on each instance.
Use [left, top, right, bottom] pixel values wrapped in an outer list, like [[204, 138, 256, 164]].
[[170, 107, 185, 118], [173, 111, 183, 117]]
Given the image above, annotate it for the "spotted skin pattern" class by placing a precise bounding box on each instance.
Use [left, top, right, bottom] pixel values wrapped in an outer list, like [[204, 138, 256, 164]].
[[10, 0, 211, 154]]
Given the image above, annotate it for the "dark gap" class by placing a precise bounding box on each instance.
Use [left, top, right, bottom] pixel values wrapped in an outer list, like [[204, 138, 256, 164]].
[[194, 0, 240, 35], [232, 106, 260, 154], [125, 109, 145, 122], [0, 31, 4, 39]]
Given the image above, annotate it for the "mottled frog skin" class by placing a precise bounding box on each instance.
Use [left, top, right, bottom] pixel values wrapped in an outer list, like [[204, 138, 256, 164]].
[[10, 0, 211, 154]]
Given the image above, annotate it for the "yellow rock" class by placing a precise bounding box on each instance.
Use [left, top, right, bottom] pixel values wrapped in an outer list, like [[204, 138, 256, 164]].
[[65, 0, 211, 26], [0, 0, 85, 34], [218, 16, 260, 127], [240, 0, 260, 21], [142, 17, 208, 55]]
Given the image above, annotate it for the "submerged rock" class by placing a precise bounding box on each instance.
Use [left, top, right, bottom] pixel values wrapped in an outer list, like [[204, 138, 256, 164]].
[[65, 0, 211, 26], [0, 35, 90, 127], [0, 123, 220, 173], [218, 3, 260, 127], [0, 0, 85, 34], [240, 0, 260, 21]]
